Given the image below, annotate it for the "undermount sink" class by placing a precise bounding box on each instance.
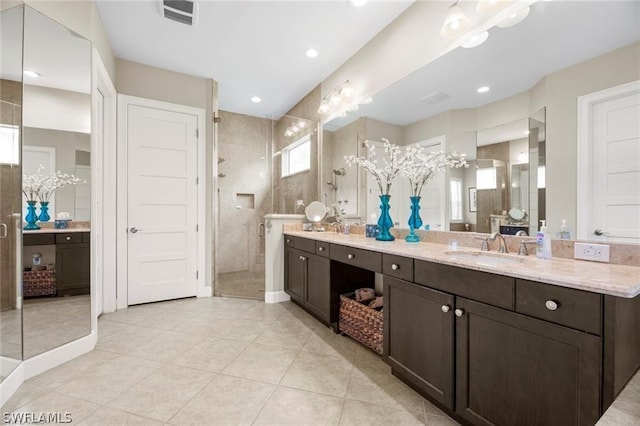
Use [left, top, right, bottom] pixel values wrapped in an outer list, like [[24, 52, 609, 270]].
[[443, 250, 526, 267]]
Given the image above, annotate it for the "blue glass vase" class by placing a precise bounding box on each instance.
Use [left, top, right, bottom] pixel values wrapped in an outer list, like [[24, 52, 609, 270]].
[[38, 201, 50, 222], [24, 201, 40, 230], [376, 194, 395, 241], [406, 196, 422, 243]]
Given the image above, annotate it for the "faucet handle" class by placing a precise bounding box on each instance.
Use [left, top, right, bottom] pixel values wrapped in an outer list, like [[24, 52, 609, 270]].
[[474, 235, 490, 251], [518, 240, 538, 256]]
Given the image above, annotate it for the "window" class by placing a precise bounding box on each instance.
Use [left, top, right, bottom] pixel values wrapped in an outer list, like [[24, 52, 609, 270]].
[[282, 135, 310, 177], [0, 125, 19, 165], [477, 167, 497, 190], [450, 178, 463, 221]]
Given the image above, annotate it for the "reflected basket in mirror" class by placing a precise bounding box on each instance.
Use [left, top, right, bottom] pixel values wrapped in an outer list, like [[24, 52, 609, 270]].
[[23, 268, 56, 297]]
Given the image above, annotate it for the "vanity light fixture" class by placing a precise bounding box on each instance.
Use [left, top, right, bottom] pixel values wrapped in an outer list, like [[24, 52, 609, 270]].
[[23, 69, 41, 78], [497, 6, 530, 28], [461, 31, 489, 48], [477, 86, 490, 93], [440, 1, 470, 37], [476, 0, 509, 14], [304, 48, 318, 58], [251, 96, 261, 103], [317, 80, 367, 117]]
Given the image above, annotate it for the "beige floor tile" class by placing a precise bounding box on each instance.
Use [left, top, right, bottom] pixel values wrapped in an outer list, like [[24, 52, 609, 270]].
[[207, 317, 269, 342], [254, 324, 312, 350], [95, 324, 166, 354], [222, 342, 298, 384], [97, 319, 132, 339], [237, 302, 289, 322], [351, 345, 391, 376], [127, 331, 203, 362], [135, 309, 200, 330], [27, 350, 120, 389], [171, 336, 249, 373], [423, 399, 451, 417], [302, 326, 360, 359], [253, 386, 344, 426], [77, 407, 164, 425], [169, 374, 274, 425], [56, 355, 163, 405], [280, 350, 353, 397], [108, 365, 214, 422], [346, 369, 424, 415], [340, 399, 426, 425], [1, 382, 52, 412], [99, 305, 165, 325], [425, 414, 461, 425], [11, 392, 100, 424]]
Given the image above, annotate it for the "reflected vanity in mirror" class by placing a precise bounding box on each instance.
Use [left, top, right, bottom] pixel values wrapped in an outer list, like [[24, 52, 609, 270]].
[[20, 6, 92, 359], [321, 1, 638, 242]]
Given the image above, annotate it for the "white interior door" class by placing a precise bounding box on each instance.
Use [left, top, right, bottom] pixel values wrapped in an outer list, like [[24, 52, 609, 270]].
[[589, 88, 640, 243], [126, 104, 199, 305]]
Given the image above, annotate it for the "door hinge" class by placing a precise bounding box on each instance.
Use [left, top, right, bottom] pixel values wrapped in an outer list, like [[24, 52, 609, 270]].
[[196, 128, 199, 138], [213, 114, 221, 123], [196, 177, 199, 185], [196, 224, 199, 232], [196, 270, 199, 279]]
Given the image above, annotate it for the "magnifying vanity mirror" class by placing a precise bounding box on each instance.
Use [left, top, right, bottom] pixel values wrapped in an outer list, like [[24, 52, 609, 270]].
[[305, 201, 327, 231], [321, 1, 638, 241]]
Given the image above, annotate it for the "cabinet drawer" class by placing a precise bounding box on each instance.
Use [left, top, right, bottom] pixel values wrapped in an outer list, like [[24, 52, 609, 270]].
[[414, 260, 514, 310], [56, 233, 84, 244], [383, 254, 413, 282], [82, 232, 90, 243], [315, 241, 330, 258], [515, 279, 602, 335], [295, 237, 316, 253], [330, 244, 382, 273], [23, 233, 55, 246]]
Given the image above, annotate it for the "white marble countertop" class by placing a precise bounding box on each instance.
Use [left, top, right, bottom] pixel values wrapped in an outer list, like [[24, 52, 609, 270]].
[[285, 231, 640, 298], [23, 227, 90, 234]]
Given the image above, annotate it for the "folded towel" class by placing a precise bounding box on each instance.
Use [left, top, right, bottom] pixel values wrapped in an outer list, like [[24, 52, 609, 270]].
[[369, 296, 383, 309], [355, 288, 375, 302]]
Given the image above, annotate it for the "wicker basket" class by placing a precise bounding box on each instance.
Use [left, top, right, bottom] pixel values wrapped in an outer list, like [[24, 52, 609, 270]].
[[23, 269, 56, 297], [339, 293, 383, 354]]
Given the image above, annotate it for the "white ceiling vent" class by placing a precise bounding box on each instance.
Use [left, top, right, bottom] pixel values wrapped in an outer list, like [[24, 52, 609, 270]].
[[161, 0, 197, 26], [420, 92, 450, 104]]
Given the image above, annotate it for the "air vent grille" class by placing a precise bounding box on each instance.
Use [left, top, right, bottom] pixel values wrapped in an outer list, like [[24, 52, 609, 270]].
[[420, 92, 450, 104], [162, 0, 196, 26]]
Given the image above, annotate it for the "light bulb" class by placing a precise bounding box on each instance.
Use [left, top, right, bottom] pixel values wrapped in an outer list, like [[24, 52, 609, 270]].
[[251, 96, 261, 103], [285, 130, 293, 137], [497, 6, 530, 28], [317, 100, 331, 114], [340, 81, 355, 99], [440, 2, 470, 37], [329, 92, 342, 106], [461, 31, 489, 49], [298, 120, 307, 128]]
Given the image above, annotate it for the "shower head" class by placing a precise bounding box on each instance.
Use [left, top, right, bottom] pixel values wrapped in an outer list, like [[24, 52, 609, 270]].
[[333, 168, 346, 176]]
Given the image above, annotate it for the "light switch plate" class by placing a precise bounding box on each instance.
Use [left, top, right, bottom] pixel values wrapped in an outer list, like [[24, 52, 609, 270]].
[[574, 242, 610, 263]]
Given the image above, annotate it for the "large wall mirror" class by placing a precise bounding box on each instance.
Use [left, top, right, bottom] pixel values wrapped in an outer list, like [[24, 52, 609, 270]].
[[322, 1, 639, 241], [20, 6, 92, 359]]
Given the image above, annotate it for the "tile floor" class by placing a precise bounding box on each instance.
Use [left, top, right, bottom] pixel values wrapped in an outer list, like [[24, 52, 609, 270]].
[[2, 296, 459, 425]]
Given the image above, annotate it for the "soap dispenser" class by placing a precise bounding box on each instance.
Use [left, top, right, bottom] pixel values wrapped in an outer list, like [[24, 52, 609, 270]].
[[559, 219, 571, 240], [536, 220, 552, 259]]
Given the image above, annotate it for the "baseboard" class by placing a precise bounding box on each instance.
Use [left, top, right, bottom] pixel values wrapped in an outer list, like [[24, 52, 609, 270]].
[[0, 363, 24, 408], [265, 291, 290, 304], [197, 286, 213, 298]]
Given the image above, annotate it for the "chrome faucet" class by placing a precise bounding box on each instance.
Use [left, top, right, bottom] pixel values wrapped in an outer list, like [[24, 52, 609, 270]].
[[489, 232, 508, 253], [474, 235, 490, 251], [518, 240, 538, 256]]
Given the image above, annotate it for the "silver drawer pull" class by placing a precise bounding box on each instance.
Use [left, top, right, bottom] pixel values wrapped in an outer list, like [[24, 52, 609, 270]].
[[545, 300, 559, 311], [347, 254, 354, 260], [454, 308, 464, 317], [391, 263, 399, 270], [286, 239, 292, 243], [318, 246, 324, 252], [66, 236, 72, 241], [441, 305, 451, 313]]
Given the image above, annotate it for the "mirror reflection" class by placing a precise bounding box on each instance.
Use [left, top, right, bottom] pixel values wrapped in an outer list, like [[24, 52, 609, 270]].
[[21, 6, 92, 359], [0, 4, 24, 380], [321, 1, 639, 241]]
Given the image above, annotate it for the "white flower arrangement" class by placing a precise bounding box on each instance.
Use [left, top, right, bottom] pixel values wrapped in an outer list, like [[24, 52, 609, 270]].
[[23, 165, 83, 202], [345, 139, 410, 195], [402, 147, 468, 197], [345, 139, 468, 197]]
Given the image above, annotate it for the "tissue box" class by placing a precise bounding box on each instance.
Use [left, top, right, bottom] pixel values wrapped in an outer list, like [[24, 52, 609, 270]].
[[54, 219, 69, 229], [365, 224, 379, 238]]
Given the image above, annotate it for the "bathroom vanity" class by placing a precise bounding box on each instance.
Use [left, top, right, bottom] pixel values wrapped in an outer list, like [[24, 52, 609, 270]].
[[284, 231, 640, 426]]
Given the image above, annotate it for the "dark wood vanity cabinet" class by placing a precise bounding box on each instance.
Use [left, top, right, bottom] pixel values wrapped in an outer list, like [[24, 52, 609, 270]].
[[284, 238, 330, 324], [384, 276, 455, 409]]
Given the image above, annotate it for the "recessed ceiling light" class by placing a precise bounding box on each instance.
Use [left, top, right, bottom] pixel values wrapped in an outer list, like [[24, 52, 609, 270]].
[[461, 31, 489, 48], [477, 86, 490, 93], [304, 48, 318, 58], [497, 6, 530, 28], [349, 0, 367, 6], [23, 70, 41, 78], [251, 96, 261, 103]]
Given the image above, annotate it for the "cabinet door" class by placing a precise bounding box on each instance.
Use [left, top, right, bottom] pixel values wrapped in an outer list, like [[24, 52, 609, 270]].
[[304, 253, 330, 323], [55, 242, 90, 296], [456, 297, 601, 426], [384, 276, 455, 409], [285, 247, 305, 304]]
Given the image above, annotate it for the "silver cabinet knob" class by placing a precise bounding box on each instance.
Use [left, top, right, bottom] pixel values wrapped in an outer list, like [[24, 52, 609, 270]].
[[391, 263, 399, 270], [347, 254, 354, 260], [130, 227, 143, 234], [454, 308, 464, 317], [545, 300, 559, 311], [299, 255, 306, 261], [66, 236, 72, 241], [286, 238, 292, 243], [441, 305, 451, 313], [318, 246, 324, 252]]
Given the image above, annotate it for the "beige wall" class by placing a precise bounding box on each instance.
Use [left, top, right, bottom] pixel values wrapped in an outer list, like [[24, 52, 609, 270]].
[[23, 85, 91, 133]]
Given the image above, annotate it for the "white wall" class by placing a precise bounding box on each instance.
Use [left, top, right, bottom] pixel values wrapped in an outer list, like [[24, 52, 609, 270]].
[[23, 85, 91, 133]]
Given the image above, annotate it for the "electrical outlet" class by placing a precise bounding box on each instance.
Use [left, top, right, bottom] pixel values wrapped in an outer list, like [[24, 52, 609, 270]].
[[574, 242, 610, 263]]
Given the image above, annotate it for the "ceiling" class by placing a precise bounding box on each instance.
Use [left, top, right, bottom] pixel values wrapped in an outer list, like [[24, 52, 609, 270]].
[[326, 1, 640, 131], [94, 0, 413, 118]]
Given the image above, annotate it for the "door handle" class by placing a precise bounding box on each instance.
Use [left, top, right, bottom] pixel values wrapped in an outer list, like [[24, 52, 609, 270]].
[[130, 227, 143, 234], [0, 223, 7, 239], [258, 222, 265, 238], [594, 229, 609, 236]]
